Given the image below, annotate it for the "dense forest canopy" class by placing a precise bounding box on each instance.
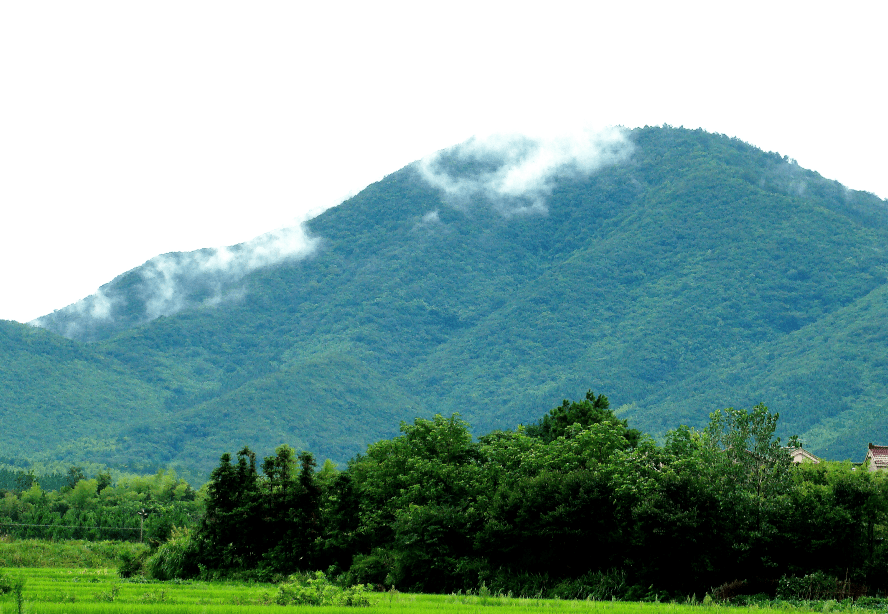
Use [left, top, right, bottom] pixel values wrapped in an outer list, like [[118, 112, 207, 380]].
[[165, 400, 888, 598], [7, 394, 885, 601], [4, 126, 888, 478]]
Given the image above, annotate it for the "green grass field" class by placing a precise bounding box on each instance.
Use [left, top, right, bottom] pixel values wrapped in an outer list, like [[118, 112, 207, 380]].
[[0, 567, 839, 614], [0, 540, 146, 570]]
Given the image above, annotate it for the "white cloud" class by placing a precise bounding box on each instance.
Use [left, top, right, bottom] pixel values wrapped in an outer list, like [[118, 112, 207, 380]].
[[138, 223, 320, 320], [421, 210, 441, 224], [418, 127, 633, 215], [31, 223, 319, 337]]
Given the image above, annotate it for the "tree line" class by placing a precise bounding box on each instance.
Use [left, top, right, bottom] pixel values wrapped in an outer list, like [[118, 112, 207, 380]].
[[0, 468, 198, 543], [143, 392, 888, 599]]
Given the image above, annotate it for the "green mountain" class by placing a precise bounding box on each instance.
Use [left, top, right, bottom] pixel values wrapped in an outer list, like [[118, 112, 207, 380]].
[[6, 125, 888, 477]]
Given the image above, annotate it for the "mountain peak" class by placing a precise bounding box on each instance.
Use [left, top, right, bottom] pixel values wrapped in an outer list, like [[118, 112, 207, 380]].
[[8, 125, 888, 476]]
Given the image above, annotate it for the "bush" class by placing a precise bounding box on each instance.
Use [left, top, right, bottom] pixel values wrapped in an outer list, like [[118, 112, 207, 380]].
[[485, 570, 551, 598], [711, 579, 747, 601], [0, 570, 13, 594], [711, 577, 779, 602], [856, 597, 888, 610], [118, 548, 149, 578], [583, 568, 632, 600], [275, 571, 372, 606], [777, 571, 844, 601], [145, 527, 200, 580], [483, 568, 633, 600], [348, 548, 395, 586]]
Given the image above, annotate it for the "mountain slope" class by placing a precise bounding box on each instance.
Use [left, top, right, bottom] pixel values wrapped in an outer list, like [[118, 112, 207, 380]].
[[11, 125, 888, 476], [0, 320, 170, 467]]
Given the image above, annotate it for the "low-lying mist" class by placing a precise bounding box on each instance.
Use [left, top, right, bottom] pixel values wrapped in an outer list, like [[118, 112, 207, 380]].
[[32, 224, 319, 340], [418, 127, 633, 215]]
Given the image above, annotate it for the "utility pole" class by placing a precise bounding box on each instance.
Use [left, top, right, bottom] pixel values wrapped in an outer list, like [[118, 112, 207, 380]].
[[137, 508, 148, 543]]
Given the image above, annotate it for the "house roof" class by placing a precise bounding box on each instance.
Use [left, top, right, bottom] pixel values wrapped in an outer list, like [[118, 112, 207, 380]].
[[866, 443, 888, 468], [788, 447, 820, 464]]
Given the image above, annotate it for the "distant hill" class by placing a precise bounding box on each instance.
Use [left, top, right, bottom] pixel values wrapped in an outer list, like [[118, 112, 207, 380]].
[[6, 125, 888, 478]]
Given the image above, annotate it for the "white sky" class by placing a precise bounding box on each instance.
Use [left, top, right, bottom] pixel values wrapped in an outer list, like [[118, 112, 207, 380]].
[[1, 1, 885, 324]]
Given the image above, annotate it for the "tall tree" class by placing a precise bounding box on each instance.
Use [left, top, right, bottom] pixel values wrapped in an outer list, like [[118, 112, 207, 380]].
[[198, 447, 261, 570], [525, 390, 641, 447], [702, 404, 795, 581]]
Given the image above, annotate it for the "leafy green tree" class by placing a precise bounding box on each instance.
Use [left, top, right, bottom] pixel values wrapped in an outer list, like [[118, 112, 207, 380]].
[[96, 471, 112, 494], [704, 403, 794, 508], [65, 466, 86, 489], [347, 414, 483, 588], [316, 470, 361, 573], [776, 462, 888, 588], [478, 468, 623, 578], [194, 445, 324, 576], [259, 448, 322, 573], [697, 404, 796, 583], [525, 390, 641, 447], [627, 425, 726, 594], [476, 413, 650, 593], [198, 447, 261, 570], [14, 470, 37, 492]]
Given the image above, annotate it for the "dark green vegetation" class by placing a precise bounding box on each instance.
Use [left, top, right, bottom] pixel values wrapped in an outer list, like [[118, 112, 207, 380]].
[[0, 469, 199, 544], [4, 126, 888, 476], [2, 398, 888, 602], [132, 401, 888, 600]]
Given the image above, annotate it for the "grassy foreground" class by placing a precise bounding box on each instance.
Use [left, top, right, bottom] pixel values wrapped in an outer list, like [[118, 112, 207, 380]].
[[0, 568, 837, 614], [0, 540, 146, 569]]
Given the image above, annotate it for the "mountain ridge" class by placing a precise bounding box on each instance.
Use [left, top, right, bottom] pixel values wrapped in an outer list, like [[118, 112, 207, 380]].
[[5, 125, 888, 477]]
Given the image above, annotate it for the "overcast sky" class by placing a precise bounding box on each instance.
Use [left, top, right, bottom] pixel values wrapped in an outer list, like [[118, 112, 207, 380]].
[[2, 1, 885, 324]]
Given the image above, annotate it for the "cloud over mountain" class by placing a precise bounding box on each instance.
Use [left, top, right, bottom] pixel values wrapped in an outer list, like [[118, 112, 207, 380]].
[[32, 224, 319, 340], [418, 127, 632, 215]]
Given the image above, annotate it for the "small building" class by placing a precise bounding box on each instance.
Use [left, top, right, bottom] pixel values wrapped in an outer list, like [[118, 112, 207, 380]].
[[788, 447, 820, 464], [864, 443, 888, 471]]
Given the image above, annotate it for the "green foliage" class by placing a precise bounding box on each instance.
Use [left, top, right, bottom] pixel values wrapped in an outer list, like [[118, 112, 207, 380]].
[[94, 582, 121, 602], [0, 467, 200, 544], [117, 547, 149, 578], [145, 526, 200, 580], [196, 446, 321, 576], [0, 539, 148, 568], [12, 576, 25, 614], [776, 572, 848, 601], [6, 127, 888, 477], [178, 399, 823, 599], [0, 569, 13, 594], [274, 571, 372, 606], [526, 390, 641, 447]]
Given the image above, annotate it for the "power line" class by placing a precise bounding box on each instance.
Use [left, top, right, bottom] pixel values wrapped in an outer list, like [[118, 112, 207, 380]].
[[0, 521, 139, 531]]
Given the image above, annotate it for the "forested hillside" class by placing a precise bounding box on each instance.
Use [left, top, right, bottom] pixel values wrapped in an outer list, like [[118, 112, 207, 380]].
[[5, 126, 888, 476]]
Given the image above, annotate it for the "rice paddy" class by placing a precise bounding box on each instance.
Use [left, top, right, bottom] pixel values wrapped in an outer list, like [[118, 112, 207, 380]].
[[0, 567, 838, 614]]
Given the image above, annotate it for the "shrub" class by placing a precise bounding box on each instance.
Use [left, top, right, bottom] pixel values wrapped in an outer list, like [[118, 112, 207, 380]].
[[118, 548, 148, 578], [856, 596, 888, 610], [777, 572, 846, 601], [145, 527, 200, 580], [484, 568, 632, 600], [711, 579, 748, 601], [712, 577, 779, 602], [0, 570, 13, 594], [348, 548, 395, 586], [582, 568, 631, 600], [275, 571, 372, 606]]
